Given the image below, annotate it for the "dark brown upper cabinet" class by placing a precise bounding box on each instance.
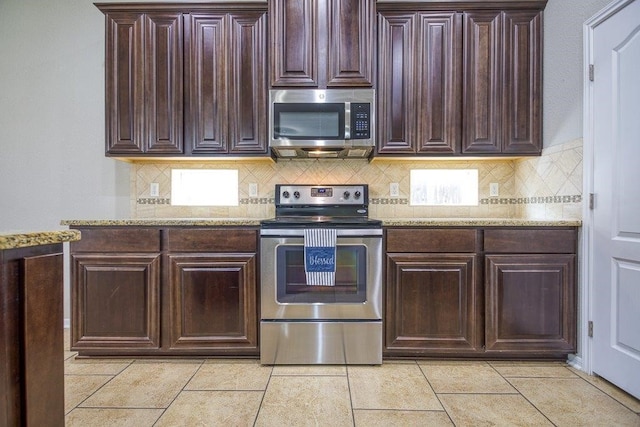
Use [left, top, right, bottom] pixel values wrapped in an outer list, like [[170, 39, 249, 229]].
[[270, 0, 375, 88], [184, 11, 267, 154], [103, 11, 184, 155], [97, 3, 268, 157], [376, 1, 545, 157], [377, 11, 462, 154], [463, 10, 542, 154]]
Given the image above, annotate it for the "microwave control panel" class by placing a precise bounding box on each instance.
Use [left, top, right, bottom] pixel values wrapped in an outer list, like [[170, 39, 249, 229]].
[[351, 103, 371, 139]]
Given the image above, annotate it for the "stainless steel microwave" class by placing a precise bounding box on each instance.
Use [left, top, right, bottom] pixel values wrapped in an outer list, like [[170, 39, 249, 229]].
[[269, 89, 375, 159]]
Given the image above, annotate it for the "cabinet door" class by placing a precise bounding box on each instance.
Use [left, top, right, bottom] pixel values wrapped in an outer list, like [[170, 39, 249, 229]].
[[104, 12, 182, 155], [167, 253, 258, 354], [462, 11, 502, 154], [71, 254, 161, 350], [184, 14, 228, 153], [415, 12, 462, 153], [326, 0, 375, 87], [144, 12, 183, 154], [378, 12, 461, 155], [377, 12, 415, 153], [228, 12, 268, 153], [270, 0, 317, 86], [485, 254, 576, 355], [104, 12, 145, 154], [463, 10, 542, 155], [385, 253, 481, 355], [270, 0, 374, 88], [502, 10, 542, 154]]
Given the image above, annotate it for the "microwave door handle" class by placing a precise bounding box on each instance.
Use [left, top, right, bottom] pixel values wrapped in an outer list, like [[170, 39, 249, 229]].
[[344, 102, 351, 139]]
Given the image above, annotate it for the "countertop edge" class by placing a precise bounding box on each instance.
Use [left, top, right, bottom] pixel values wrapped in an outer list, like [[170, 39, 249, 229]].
[[0, 230, 82, 250], [381, 219, 582, 227], [61, 219, 262, 227], [60, 218, 582, 227]]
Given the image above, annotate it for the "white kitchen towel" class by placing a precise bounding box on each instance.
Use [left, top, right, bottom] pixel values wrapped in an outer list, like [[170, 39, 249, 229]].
[[304, 228, 337, 286]]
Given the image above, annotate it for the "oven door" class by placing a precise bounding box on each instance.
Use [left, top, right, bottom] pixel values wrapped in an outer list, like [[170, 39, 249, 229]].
[[260, 228, 382, 320]]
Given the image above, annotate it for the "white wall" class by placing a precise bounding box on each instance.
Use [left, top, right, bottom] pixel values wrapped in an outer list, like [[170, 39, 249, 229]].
[[543, 0, 612, 147]]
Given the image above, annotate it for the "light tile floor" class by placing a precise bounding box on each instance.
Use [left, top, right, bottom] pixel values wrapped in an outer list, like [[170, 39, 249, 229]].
[[63, 331, 640, 426]]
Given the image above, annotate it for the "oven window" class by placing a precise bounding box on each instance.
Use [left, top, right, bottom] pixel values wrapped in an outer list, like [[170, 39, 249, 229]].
[[276, 244, 367, 303]]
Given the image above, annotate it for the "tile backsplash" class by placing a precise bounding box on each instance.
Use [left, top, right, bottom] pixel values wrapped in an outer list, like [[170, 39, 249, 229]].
[[131, 139, 582, 220], [514, 138, 583, 220]]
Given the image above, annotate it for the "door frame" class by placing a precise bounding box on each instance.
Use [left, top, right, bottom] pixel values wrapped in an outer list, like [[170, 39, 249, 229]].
[[581, 0, 636, 375]]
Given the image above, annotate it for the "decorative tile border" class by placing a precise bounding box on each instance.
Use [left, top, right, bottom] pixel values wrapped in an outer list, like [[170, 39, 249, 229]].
[[137, 198, 171, 205], [370, 198, 410, 205], [240, 198, 276, 205], [137, 198, 279, 205], [369, 195, 582, 206], [479, 195, 582, 205], [137, 195, 582, 206]]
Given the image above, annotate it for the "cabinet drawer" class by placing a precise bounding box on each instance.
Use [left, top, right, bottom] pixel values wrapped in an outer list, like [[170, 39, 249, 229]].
[[166, 228, 258, 252], [71, 228, 161, 252], [386, 228, 479, 253], [484, 228, 577, 253]]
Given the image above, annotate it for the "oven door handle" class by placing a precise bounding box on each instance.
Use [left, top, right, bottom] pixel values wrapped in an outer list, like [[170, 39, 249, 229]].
[[260, 228, 382, 238]]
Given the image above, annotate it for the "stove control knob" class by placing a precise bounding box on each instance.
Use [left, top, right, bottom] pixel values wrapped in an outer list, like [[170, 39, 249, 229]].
[[282, 191, 290, 199], [293, 191, 300, 199], [354, 190, 361, 199], [343, 191, 350, 200]]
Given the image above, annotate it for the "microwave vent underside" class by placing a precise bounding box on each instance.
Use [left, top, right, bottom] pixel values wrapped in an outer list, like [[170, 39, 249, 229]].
[[272, 147, 372, 159]]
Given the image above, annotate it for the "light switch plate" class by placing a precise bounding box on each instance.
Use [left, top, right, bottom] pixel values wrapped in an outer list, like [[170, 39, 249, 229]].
[[249, 183, 258, 198], [150, 183, 160, 197], [390, 183, 400, 197], [489, 183, 499, 197]]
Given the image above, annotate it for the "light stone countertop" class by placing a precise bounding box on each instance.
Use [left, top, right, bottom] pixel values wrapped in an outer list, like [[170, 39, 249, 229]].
[[0, 230, 82, 250], [61, 218, 581, 228], [379, 218, 582, 227], [61, 218, 262, 227]]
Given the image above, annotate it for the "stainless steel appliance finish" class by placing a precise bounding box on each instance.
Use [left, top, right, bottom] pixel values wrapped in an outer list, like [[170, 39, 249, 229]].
[[260, 228, 383, 320], [260, 322, 382, 365], [269, 89, 375, 159], [260, 184, 383, 365]]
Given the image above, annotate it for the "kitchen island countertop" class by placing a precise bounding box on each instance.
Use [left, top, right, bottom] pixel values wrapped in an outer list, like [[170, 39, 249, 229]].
[[0, 229, 81, 250]]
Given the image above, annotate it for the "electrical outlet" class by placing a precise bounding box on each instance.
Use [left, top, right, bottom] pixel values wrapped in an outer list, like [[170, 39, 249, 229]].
[[390, 183, 400, 197], [249, 183, 258, 198], [489, 183, 499, 197], [150, 183, 159, 197]]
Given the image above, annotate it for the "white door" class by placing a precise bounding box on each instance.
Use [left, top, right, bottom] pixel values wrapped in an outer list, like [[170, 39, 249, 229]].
[[587, 0, 640, 399]]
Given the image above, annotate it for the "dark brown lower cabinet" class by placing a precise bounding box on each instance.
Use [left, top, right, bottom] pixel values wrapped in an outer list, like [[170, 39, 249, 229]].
[[385, 226, 578, 359], [384, 228, 483, 357], [1, 244, 64, 427], [69, 227, 258, 357], [167, 253, 258, 354], [485, 254, 576, 356], [385, 253, 482, 356], [71, 253, 161, 351]]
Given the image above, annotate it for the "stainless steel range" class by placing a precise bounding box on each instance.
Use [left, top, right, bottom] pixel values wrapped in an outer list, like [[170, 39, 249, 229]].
[[260, 184, 382, 365]]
